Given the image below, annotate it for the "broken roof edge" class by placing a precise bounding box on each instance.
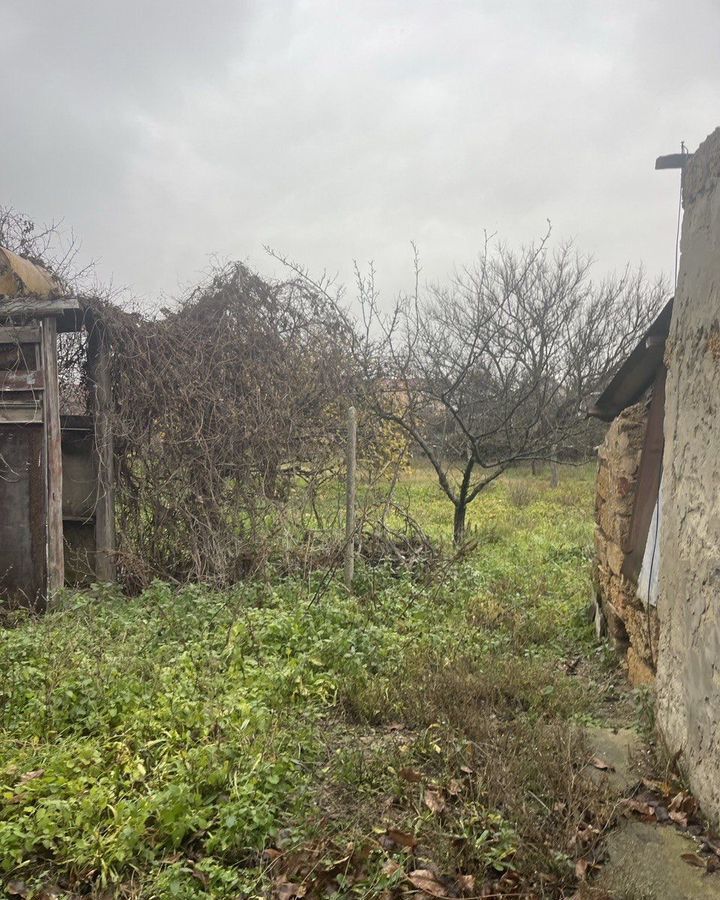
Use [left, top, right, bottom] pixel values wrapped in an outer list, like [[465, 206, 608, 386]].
[[0, 245, 89, 330], [0, 245, 63, 299], [588, 297, 674, 422]]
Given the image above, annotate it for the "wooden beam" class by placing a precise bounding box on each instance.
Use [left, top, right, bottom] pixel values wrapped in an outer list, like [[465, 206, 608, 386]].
[[88, 322, 116, 583], [0, 297, 80, 318], [42, 317, 65, 598], [0, 325, 42, 343]]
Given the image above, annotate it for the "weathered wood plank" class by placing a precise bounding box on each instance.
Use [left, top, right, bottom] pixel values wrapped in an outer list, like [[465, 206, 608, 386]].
[[0, 371, 44, 391], [0, 325, 42, 344], [0, 297, 80, 317], [0, 406, 43, 424], [42, 318, 64, 597]]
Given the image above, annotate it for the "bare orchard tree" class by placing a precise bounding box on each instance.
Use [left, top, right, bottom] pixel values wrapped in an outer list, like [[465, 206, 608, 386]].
[[361, 234, 667, 542]]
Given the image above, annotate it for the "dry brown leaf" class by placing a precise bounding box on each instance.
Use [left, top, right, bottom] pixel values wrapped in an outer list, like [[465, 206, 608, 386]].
[[447, 778, 463, 797], [669, 791, 698, 817], [407, 869, 451, 898], [5, 882, 30, 899], [424, 789, 446, 815], [384, 828, 418, 850], [459, 765, 474, 775], [456, 873, 476, 894], [622, 798, 655, 818], [382, 859, 403, 877], [669, 810, 689, 828], [575, 857, 592, 880], [19, 769, 44, 784], [399, 767, 424, 783], [642, 777, 674, 794], [590, 756, 615, 772], [680, 852, 706, 869]]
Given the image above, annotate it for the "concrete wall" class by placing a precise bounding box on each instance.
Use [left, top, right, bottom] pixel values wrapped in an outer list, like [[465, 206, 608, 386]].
[[656, 127, 720, 819], [595, 402, 658, 685]]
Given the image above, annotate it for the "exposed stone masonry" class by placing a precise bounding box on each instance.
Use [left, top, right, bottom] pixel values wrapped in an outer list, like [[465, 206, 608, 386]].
[[595, 401, 659, 685]]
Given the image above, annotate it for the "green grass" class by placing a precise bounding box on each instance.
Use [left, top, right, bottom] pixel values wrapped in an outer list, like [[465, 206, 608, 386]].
[[0, 464, 619, 898]]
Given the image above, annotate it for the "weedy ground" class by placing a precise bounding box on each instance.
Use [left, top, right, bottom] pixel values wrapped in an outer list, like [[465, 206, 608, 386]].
[[0, 464, 637, 899]]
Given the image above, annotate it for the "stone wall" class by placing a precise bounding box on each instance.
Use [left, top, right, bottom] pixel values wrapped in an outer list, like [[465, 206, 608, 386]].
[[595, 401, 659, 685], [656, 127, 720, 820]]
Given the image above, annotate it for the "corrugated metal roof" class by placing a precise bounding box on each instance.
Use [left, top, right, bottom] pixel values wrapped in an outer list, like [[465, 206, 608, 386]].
[[588, 298, 673, 422]]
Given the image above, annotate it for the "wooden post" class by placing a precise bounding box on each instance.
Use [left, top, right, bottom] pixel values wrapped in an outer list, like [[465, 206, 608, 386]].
[[42, 316, 64, 598], [88, 321, 116, 583], [550, 444, 559, 488], [344, 405, 357, 590]]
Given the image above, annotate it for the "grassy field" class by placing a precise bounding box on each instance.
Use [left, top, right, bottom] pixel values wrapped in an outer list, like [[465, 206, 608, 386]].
[[0, 464, 627, 899]]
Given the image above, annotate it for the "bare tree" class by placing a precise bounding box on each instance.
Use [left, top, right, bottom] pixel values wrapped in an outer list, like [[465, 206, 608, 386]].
[[360, 233, 667, 542]]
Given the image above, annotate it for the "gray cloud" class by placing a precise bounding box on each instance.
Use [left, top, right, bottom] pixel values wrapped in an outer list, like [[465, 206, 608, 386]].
[[1, 0, 718, 304]]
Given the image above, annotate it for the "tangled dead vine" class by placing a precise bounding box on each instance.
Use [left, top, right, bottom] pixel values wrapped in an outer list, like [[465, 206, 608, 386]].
[[60, 262, 404, 590]]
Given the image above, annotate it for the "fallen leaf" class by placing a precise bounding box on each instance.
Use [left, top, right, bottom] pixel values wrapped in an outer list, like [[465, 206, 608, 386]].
[[447, 778, 463, 797], [670, 791, 698, 817], [456, 873, 476, 894], [407, 869, 451, 898], [19, 769, 44, 784], [263, 847, 284, 861], [622, 798, 655, 818], [383, 828, 418, 850], [398, 767, 423, 783], [5, 882, 30, 898], [575, 857, 592, 880], [669, 810, 689, 828], [424, 789, 446, 814], [680, 852, 706, 869], [573, 824, 599, 846], [590, 756, 615, 772], [382, 859, 403, 877], [459, 765, 474, 775], [387, 722, 404, 732]]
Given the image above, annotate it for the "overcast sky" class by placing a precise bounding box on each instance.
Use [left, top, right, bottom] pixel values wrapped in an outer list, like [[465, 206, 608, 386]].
[[1, 0, 718, 306]]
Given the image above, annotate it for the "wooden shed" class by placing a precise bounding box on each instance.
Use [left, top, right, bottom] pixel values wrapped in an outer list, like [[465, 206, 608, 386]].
[[0, 247, 115, 610]]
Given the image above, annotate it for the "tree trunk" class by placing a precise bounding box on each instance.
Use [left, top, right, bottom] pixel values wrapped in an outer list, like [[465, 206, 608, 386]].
[[453, 457, 475, 544], [453, 501, 467, 545], [550, 444, 559, 488]]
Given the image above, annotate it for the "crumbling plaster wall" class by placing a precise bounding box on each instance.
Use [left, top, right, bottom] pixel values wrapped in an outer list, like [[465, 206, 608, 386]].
[[656, 126, 720, 819], [595, 402, 658, 685]]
